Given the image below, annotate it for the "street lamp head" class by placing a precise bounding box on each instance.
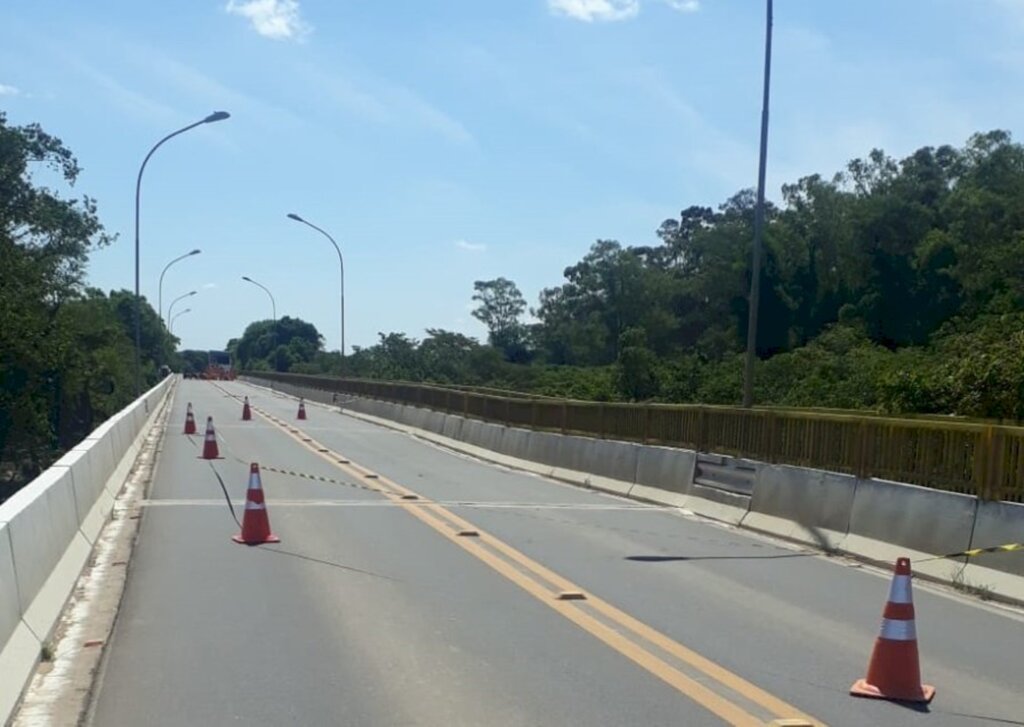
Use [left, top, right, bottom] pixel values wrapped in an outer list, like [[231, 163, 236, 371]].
[[204, 111, 230, 123], [189, 248, 201, 256], [187, 290, 197, 296], [242, 276, 252, 282], [287, 213, 304, 222]]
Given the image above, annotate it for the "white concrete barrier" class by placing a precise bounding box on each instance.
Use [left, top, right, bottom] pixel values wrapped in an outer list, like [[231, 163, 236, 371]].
[[0, 376, 173, 724], [0, 519, 39, 725], [5, 468, 91, 642], [441, 415, 463, 441], [844, 478, 977, 581], [631, 446, 695, 507], [742, 465, 855, 550], [960, 500, 1024, 603]]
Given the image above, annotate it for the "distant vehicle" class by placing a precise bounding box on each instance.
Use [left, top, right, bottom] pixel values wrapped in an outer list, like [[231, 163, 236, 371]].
[[203, 351, 235, 380]]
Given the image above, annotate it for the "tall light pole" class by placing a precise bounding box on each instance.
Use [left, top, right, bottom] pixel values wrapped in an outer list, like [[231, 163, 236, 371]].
[[241, 276, 276, 321], [167, 290, 197, 324], [243, 276, 278, 374], [134, 111, 230, 395], [170, 308, 191, 336], [159, 249, 201, 323], [742, 0, 773, 408], [287, 213, 345, 357]]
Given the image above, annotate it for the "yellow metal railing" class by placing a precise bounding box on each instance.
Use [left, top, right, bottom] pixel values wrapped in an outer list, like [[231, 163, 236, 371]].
[[246, 372, 1023, 502]]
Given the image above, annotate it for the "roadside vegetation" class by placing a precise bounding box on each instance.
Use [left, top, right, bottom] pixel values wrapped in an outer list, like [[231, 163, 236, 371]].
[[236, 131, 1024, 421]]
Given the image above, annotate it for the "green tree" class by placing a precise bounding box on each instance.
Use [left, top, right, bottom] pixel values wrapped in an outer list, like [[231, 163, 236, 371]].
[[471, 278, 528, 361]]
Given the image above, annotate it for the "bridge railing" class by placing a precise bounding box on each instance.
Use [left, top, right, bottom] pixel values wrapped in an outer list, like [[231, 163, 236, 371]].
[[246, 372, 1023, 502]]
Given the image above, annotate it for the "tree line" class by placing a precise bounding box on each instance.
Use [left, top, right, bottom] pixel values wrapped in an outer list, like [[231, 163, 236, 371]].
[[232, 130, 1024, 421], [1, 114, 178, 500]]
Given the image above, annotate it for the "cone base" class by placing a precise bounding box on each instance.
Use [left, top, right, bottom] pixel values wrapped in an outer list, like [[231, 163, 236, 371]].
[[232, 533, 281, 545], [198, 456, 224, 460], [850, 678, 935, 704]]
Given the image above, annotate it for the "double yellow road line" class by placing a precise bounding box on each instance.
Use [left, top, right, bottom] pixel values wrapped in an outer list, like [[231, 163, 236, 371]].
[[218, 386, 826, 726]]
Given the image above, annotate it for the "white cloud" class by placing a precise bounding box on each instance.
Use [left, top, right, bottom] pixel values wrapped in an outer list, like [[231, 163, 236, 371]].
[[548, 0, 639, 22], [663, 0, 699, 11], [548, 0, 698, 22], [202, 283, 218, 290], [455, 239, 486, 252], [225, 0, 311, 41], [0, 83, 20, 96]]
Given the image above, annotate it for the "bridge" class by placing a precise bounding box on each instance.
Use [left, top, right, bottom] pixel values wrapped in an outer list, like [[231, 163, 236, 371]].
[[3, 378, 1024, 726]]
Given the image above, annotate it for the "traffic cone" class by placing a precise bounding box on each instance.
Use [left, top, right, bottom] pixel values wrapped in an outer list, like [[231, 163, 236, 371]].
[[851, 557, 935, 703], [242, 396, 252, 421], [199, 417, 222, 460], [183, 402, 197, 435], [297, 398, 307, 420], [232, 463, 280, 545]]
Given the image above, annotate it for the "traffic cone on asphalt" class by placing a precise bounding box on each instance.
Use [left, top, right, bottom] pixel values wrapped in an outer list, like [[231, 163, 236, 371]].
[[242, 396, 252, 421], [183, 403, 197, 435], [297, 398, 307, 420], [232, 463, 280, 545], [199, 417, 222, 460], [850, 557, 935, 703]]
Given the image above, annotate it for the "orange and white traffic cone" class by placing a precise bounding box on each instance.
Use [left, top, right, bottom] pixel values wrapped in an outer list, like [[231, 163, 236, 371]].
[[851, 557, 935, 703], [297, 398, 307, 420], [199, 417, 222, 460], [183, 402, 197, 435], [232, 463, 280, 545], [241, 396, 252, 421]]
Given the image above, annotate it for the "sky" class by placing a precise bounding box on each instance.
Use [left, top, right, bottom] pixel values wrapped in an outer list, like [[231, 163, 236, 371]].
[[2, 0, 1024, 353]]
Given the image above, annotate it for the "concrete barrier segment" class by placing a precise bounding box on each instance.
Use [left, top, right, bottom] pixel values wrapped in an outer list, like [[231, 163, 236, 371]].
[[843, 478, 977, 582], [3, 468, 91, 642], [742, 465, 854, 551]]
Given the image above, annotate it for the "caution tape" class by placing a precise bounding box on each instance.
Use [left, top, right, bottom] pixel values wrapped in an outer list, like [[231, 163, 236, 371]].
[[920, 542, 1024, 562]]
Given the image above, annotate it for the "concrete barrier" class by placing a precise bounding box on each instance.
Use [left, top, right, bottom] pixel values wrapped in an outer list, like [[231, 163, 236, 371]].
[[0, 376, 173, 724], [5, 469, 91, 642], [959, 500, 1024, 603], [441, 415, 463, 441], [0, 519, 39, 725], [742, 465, 855, 550], [844, 478, 977, 581], [630, 446, 695, 507]]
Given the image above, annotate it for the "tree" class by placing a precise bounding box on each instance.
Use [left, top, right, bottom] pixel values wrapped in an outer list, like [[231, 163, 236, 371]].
[[0, 113, 120, 497], [614, 327, 660, 401], [232, 316, 323, 371], [471, 278, 528, 360]]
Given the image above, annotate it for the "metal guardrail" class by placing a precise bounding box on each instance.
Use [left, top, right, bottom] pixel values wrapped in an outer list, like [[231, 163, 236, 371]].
[[246, 372, 1024, 503]]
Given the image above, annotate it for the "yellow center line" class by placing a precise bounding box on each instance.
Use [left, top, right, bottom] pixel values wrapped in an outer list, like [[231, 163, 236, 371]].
[[218, 386, 827, 726]]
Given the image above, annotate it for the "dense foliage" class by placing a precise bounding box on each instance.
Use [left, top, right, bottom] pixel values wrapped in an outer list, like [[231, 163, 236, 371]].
[[259, 131, 1024, 421], [1, 114, 176, 499]]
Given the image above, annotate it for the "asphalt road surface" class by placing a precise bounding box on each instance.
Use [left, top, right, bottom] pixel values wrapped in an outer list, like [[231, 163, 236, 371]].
[[87, 379, 1024, 726]]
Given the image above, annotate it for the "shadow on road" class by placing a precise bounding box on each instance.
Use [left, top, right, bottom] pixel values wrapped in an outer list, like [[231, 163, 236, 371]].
[[256, 545, 400, 582]]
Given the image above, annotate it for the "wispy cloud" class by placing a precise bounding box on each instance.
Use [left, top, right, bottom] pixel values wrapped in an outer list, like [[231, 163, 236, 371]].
[[293, 62, 475, 146], [548, 0, 698, 22], [455, 239, 486, 252], [202, 283, 218, 290], [549, 0, 639, 22], [225, 0, 311, 41], [663, 0, 699, 12], [0, 83, 20, 96]]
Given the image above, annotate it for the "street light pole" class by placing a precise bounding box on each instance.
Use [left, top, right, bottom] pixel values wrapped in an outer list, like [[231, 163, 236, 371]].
[[742, 0, 773, 408], [159, 249, 201, 323], [241, 276, 276, 321], [134, 111, 230, 395], [242, 275, 278, 374], [287, 213, 345, 358], [170, 308, 191, 335], [167, 290, 197, 325]]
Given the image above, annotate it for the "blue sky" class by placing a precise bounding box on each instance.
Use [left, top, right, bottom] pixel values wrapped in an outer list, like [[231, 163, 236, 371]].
[[2, 0, 1023, 353]]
